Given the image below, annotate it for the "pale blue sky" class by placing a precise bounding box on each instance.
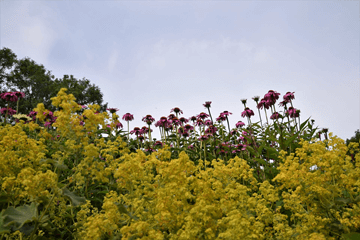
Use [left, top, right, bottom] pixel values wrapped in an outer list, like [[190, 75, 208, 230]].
[[1, 1, 359, 141]]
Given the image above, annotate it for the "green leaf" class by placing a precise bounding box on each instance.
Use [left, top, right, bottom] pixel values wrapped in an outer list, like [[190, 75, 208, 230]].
[[115, 203, 139, 220], [342, 232, 360, 240], [62, 188, 86, 206], [2, 202, 38, 229], [0, 210, 10, 234]]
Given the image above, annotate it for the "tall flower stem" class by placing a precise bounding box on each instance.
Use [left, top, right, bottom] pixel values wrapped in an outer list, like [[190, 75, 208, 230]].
[[257, 108, 263, 127], [264, 109, 269, 125], [148, 124, 152, 143], [127, 121, 130, 143], [207, 108, 214, 123], [226, 116, 231, 133]]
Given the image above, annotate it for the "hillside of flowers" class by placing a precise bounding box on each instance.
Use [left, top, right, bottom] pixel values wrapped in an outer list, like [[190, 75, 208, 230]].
[[0, 89, 359, 240]]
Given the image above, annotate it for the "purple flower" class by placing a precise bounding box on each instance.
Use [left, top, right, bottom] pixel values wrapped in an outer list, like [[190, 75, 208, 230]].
[[286, 107, 299, 118], [171, 117, 181, 126], [283, 92, 295, 102], [141, 126, 152, 133], [122, 113, 134, 121], [130, 127, 143, 136], [241, 108, 254, 118], [184, 124, 194, 131], [168, 114, 176, 120], [142, 115, 155, 125], [257, 98, 271, 110], [189, 116, 197, 122], [197, 112, 209, 120], [0, 107, 16, 115], [188, 144, 194, 150], [198, 134, 209, 141], [179, 117, 189, 124], [170, 107, 183, 115], [236, 121, 245, 128], [204, 120, 213, 126], [278, 100, 288, 107], [216, 114, 227, 122], [270, 112, 282, 120], [195, 119, 205, 126], [116, 122, 123, 129], [264, 90, 281, 105], [203, 101, 212, 108], [221, 111, 232, 117], [107, 108, 119, 114], [205, 125, 217, 135], [0, 92, 24, 102], [44, 121, 52, 128]]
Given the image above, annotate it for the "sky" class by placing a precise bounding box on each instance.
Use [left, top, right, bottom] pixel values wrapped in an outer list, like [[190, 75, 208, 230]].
[[1, 0, 359, 141]]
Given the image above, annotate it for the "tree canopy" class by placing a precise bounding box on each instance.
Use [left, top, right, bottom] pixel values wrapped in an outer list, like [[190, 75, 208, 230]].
[[0, 47, 108, 114]]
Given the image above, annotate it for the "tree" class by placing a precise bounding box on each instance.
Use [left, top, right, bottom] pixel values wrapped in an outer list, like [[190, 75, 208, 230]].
[[0, 47, 108, 114], [346, 129, 360, 145]]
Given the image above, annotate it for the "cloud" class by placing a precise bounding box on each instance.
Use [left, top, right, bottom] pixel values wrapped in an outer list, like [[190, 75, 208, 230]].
[[108, 49, 119, 73], [1, 1, 60, 66]]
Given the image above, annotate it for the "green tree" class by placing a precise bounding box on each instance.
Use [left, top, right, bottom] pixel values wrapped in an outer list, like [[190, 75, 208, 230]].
[[0, 47, 108, 114], [346, 129, 360, 145]]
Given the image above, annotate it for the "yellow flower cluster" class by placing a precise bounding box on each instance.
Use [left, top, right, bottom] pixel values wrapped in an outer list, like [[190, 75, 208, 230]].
[[1, 88, 359, 239]]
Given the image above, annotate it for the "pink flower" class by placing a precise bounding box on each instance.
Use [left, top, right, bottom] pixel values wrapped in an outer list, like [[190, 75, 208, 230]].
[[241, 108, 254, 118], [189, 116, 197, 122], [286, 107, 299, 118], [221, 111, 232, 117], [257, 98, 271, 110], [0, 92, 18, 102], [130, 127, 142, 136], [44, 121, 52, 128], [197, 112, 209, 120], [264, 90, 281, 105], [216, 114, 226, 122], [270, 112, 282, 120], [236, 121, 245, 128], [179, 117, 189, 124], [203, 101, 212, 108], [116, 122, 123, 129], [283, 92, 295, 102], [171, 117, 181, 126], [107, 108, 119, 114], [204, 120, 213, 126], [205, 125, 217, 135], [0, 107, 16, 115], [198, 134, 209, 141], [142, 115, 155, 125], [122, 113, 134, 121], [154, 141, 164, 147], [195, 119, 205, 126], [184, 124, 194, 131], [170, 107, 183, 115], [168, 114, 176, 120]]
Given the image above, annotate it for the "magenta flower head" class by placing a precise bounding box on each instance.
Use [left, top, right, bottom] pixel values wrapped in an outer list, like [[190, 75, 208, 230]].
[[171, 117, 181, 126], [107, 108, 119, 114], [286, 107, 299, 118], [257, 98, 271, 110], [283, 92, 295, 102], [0, 107, 16, 115], [198, 134, 209, 141], [130, 127, 142, 136], [0, 92, 18, 102], [241, 108, 254, 118], [236, 121, 245, 128], [116, 122, 123, 129], [195, 119, 205, 126], [216, 114, 226, 122], [197, 112, 209, 120], [184, 124, 194, 131], [270, 112, 282, 120], [221, 111, 232, 117], [204, 120, 213, 126], [179, 117, 189, 124], [171, 107, 183, 115], [189, 116, 197, 122], [205, 125, 217, 135], [203, 101, 212, 108], [168, 114, 176, 120], [264, 90, 281, 105], [159, 116, 168, 124], [142, 114, 155, 125], [122, 113, 134, 121]]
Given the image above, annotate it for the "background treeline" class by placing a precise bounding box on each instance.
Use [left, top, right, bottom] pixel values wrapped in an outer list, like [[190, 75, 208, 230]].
[[0, 47, 107, 114]]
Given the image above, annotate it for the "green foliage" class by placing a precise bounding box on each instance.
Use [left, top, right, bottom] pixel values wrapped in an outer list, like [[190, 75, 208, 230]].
[[0, 47, 108, 114]]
